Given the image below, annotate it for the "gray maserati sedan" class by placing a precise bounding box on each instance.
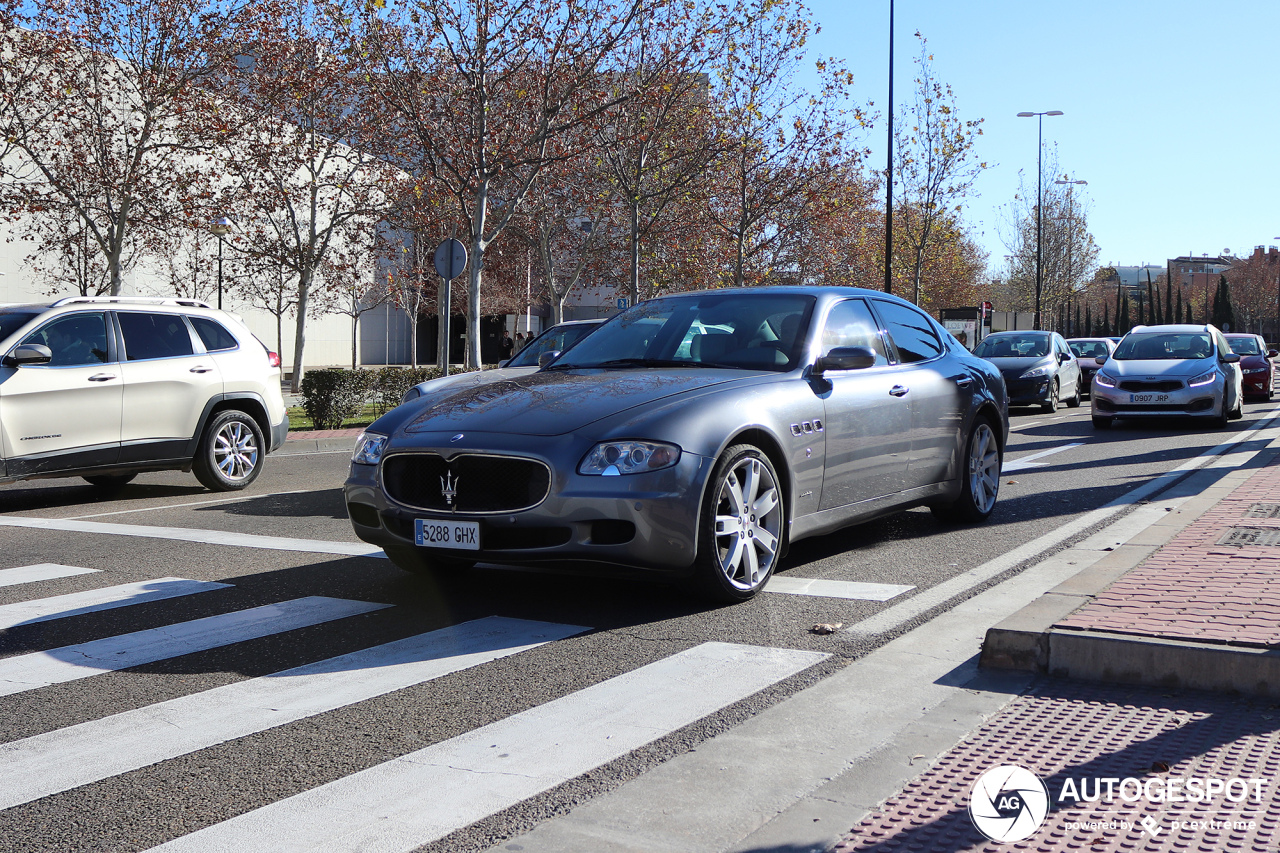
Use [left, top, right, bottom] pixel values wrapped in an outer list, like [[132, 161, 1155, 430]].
[[344, 287, 1009, 602]]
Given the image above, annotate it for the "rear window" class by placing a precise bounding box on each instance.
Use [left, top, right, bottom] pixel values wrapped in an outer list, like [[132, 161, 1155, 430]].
[[118, 312, 196, 360], [189, 316, 239, 352]]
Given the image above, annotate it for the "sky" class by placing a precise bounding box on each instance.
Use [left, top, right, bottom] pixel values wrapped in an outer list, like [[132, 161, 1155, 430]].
[[800, 0, 1280, 275]]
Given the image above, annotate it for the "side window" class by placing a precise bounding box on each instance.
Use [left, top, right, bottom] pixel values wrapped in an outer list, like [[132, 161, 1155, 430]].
[[189, 316, 239, 352], [21, 313, 110, 367], [820, 300, 889, 366], [873, 300, 944, 363], [118, 312, 196, 361]]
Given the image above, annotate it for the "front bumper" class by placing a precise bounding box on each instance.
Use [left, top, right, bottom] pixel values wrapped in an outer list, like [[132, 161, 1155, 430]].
[[1003, 376, 1053, 406], [343, 434, 713, 575], [1090, 379, 1221, 418], [1243, 370, 1273, 397]]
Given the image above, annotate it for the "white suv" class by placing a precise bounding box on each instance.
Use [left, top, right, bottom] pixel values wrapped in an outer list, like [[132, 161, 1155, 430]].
[[0, 296, 288, 491]]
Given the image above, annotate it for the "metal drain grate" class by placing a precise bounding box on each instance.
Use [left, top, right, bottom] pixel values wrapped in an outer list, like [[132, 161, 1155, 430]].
[[1217, 526, 1280, 546], [1246, 503, 1280, 518]]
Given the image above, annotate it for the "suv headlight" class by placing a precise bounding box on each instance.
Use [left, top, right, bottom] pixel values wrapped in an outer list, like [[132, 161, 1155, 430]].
[[1188, 369, 1218, 387], [579, 440, 681, 476], [1019, 364, 1053, 379], [352, 431, 388, 465], [1094, 371, 1117, 388]]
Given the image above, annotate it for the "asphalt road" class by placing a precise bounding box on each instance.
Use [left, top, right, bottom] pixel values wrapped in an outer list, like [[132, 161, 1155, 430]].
[[2, 399, 1277, 853]]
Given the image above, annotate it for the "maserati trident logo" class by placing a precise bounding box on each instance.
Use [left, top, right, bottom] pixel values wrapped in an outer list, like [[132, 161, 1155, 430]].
[[440, 470, 459, 506]]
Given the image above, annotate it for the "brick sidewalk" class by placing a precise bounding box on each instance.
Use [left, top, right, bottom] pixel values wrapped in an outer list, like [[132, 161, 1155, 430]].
[[1055, 456, 1280, 648]]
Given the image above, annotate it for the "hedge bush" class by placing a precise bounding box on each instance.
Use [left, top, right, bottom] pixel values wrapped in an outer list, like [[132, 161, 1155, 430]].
[[299, 368, 377, 430], [371, 366, 437, 414]]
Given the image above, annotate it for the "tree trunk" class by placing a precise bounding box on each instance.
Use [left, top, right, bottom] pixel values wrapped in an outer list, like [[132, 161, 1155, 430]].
[[290, 268, 312, 394]]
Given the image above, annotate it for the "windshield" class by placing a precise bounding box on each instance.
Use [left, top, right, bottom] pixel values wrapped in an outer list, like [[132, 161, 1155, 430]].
[[1227, 336, 1262, 356], [972, 334, 1049, 359], [509, 322, 599, 367], [1068, 340, 1111, 359], [0, 309, 40, 344], [1114, 333, 1213, 360], [551, 293, 815, 372]]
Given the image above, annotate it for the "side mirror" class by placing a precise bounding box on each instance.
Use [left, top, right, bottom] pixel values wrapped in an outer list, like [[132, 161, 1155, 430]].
[[4, 343, 52, 367], [1058, 352, 1071, 363], [1094, 355, 1108, 365], [813, 346, 877, 374], [1268, 350, 1278, 359], [1222, 352, 1241, 364], [538, 350, 561, 368]]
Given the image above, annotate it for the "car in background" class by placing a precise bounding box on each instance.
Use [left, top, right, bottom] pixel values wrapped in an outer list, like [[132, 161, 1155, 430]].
[[972, 330, 1081, 412], [1091, 324, 1242, 429], [0, 296, 286, 491], [1066, 337, 1117, 399], [401, 319, 603, 404], [346, 287, 1009, 602], [1224, 333, 1277, 401]]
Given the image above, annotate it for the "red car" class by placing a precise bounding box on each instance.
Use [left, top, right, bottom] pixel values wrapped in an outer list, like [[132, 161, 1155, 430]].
[[1225, 333, 1277, 401]]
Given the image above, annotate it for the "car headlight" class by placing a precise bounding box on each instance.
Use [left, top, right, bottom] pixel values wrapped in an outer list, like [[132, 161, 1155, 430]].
[[579, 440, 681, 476], [352, 431, 388, 465], [1188, 369, 1218, 387], [1019, 364, 1053, 379], [1244, 366, 1268, 375], [1094, 372, 1117, 388]]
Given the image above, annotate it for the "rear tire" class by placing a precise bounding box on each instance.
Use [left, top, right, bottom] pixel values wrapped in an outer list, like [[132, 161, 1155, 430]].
[[193, 410, 264, 491], [931, 418, 1001, 523]]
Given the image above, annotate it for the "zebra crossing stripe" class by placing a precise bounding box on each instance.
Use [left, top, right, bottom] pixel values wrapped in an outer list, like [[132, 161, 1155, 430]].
[[0, 577, 231, 630], [0, 596, 389, 698], [0, 616, 585, 810], [0, 564, 99, 588], [147, 642, 828, 853]]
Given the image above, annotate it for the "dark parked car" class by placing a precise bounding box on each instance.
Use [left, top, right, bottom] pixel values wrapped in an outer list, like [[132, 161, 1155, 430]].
[[1066, 337, 1117, 399], [972, 331, 1082, 412], [1224, 333, 1277, 401], [345, 287, 1009, 601]]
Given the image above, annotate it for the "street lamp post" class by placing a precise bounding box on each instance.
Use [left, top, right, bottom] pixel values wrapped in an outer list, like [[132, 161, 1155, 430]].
[[210, 216, 233, 310], [1017, 110, 1063, 330]]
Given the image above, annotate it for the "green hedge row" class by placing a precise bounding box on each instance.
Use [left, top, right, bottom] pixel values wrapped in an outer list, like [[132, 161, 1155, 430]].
[[299, 366, 485, 430]]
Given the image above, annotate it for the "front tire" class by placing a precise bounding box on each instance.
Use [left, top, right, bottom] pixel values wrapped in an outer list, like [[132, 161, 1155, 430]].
[[1092, 415, 1112, 429], [932, 418, 1001, 523], [193, 410, 265, 491], [1066, 379, 1082, 408], [693, 444, 783, 603], [1042, 381, 1059, 413]]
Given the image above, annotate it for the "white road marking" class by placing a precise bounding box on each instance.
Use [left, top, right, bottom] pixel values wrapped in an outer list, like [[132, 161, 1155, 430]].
[[0, 616, 586, 810], [146, 642, 828, 853], [0, 516, 385, 557], [0, 596, 389, 698], [0, 577, 231, 630], [65, 490, 311, 520], [1002, 442, 1084, 472], [767, 576, 914, 601], [846, 407, 1280, 636], [0, 564, 98, 588]]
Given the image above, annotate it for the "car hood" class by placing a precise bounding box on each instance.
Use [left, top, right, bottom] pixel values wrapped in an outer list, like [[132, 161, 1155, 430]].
[[1103, 358, 1215, 378], [400, 368, 746, 437], [982, 356, 1053, 377], [411, 366, 536, 396]]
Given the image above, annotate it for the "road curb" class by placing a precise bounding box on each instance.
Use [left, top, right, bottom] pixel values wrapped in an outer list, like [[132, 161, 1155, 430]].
[[276, 436, 359, 456], [980, 440, 1280, 696]]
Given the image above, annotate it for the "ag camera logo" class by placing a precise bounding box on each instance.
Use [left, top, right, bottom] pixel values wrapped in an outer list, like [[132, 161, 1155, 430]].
[[969, 765, 1050, 843]]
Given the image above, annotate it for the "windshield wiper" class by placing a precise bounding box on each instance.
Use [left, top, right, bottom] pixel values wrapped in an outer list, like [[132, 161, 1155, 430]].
[[595, 358, 693, 368]]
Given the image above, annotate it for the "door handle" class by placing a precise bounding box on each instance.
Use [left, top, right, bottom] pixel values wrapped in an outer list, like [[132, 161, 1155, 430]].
[[88, 373, 116, 382], [955, 376, 973, 388], [189, 366, 213, 374], [889, 385, 909, 397]]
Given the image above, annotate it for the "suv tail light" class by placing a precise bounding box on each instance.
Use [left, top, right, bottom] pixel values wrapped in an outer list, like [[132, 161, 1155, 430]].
[[267, 350, 281, 368]]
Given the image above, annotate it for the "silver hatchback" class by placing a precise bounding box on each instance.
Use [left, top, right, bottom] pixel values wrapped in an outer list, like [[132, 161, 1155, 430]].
[[1090, 324, 1243, 429]]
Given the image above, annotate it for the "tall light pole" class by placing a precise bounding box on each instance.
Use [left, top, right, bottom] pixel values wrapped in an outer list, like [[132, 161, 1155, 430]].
[[884, 0, 895, 295], [1017, 110, 1063, 330], [1055, 178, 1086, 334], [210, 216, 233, 310]]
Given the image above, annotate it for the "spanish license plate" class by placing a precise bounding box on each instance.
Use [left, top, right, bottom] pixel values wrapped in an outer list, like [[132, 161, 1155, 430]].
[[414, 518, 481, 550], [1129, 393, 1170, 403]]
